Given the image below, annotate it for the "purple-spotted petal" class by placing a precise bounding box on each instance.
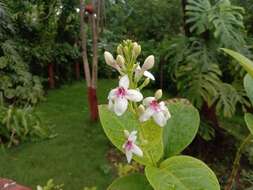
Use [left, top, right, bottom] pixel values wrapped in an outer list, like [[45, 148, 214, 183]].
[[114, 97, 128, 116], [143, 97, 156, 106], [119, 75, 129, 89], [126, 90, 143, 102], [144, 71, 155, 80]]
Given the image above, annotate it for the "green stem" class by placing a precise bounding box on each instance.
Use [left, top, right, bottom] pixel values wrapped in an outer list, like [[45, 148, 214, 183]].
[[225, 134, 253, 190]]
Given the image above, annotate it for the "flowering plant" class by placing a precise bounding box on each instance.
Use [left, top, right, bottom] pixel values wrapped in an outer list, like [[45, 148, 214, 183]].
[[99, 40, 220, 190]]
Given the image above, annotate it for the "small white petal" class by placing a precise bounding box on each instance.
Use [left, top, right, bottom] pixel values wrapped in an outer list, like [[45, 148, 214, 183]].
[[143, 97, 156, 106], [144, 71, 155, 80], [142, 55, 155, 71], [164, 109, 171, 120], [126, 150, 133, 163], [108, 88, 117, 100], [128, 131, 137, 142], [114, 98, 128, 116], [119, 75, 129, 89], [139, 108, 154, 122], [126, 90, 143, 102], [108, 99, 114, 111], [131, 144, 143, 157], [153, 112, 167, 127]]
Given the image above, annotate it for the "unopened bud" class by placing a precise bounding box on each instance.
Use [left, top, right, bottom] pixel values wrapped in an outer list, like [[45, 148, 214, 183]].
[[133, 42, 141, 57], [117, 44, 123, 55], [124, 130, 130, 138], [104, 51, 115, 67], [116, 55, 125, 68], [142, 55, 155, 71], [138, 104, 145, 114], [155, 89, 163, 100]]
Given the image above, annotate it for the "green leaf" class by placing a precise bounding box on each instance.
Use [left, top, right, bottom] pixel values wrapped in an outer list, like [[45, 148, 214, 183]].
[[99, 105, 163, 166], [245, 113, 253, 135], [221, 49, 253, 78], [163, 101, 200, 157], [145, 156, 220, 190], [244, 74, 253, 105], [108, 173, 153, 190]]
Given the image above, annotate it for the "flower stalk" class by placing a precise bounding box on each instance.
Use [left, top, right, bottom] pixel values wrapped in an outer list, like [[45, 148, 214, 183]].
[[225, 134, 253, 190]]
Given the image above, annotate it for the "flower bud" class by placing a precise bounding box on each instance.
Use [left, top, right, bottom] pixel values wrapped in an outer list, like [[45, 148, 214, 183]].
[[124, 130, 130, 138], [104, 51, 115, 67], [117, 44, 123, 55], [138, 104, 145, 114], [116, 55, 125, 68], [142, 55, 155, 71], [155, 89, 163, 100], [133, 42, 141, 57]]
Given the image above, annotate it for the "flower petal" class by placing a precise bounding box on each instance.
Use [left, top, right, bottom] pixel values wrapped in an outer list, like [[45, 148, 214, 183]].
[[126, 89, 143, 102], [153, 112, 167, 127], [128, 131, 137, 142], [114, 97, 128, 116], [131, 144, 143, 157], [125, 150, 133, 163], [143, 97, 156, 106], [139, 107, 154, 122], [108, 88, 118, 100], [119, 75, 129, 89], [144, 71, 155, 80], [108, 99, 114, 111]]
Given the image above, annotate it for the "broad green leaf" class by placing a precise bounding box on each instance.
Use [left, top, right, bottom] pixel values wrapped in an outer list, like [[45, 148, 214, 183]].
[[221, 48, 253, 78], [99, 105, 163, 166], [164, 101, 200, 157], [245, 113, 253, 135], [145, 155, 220, 190], [244, 74, 253, 105], [108, 173, 153, 190]]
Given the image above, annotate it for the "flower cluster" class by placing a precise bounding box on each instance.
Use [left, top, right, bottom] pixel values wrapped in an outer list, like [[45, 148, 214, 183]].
[[104, 40, 171, 163]]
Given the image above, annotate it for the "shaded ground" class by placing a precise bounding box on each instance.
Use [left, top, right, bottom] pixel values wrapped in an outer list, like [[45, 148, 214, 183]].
[[0, 79, 118, 189]]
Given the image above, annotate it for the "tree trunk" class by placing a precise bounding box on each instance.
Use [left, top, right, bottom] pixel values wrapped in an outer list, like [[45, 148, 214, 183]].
[[48, 63, 55, 89], [90, 8, 99, 121], [80, 0, 99, 121], [80, 0, 91, 86]]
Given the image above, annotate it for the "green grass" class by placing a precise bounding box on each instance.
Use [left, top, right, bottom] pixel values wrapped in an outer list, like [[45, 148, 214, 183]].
[[0, 79, 118, 190]]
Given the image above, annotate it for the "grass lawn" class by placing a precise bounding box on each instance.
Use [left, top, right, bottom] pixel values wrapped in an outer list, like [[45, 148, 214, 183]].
[[0, 79, 119, 190]]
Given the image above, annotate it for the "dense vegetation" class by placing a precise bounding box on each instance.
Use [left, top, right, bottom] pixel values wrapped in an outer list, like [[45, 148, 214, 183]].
[[0, 0, 253, 189]]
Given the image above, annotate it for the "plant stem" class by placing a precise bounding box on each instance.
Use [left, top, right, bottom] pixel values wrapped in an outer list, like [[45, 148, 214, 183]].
[[225, 134, 253, 190]]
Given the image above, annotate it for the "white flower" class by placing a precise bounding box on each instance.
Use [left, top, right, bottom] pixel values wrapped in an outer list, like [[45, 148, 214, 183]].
[[122, 130, 143, 163], [139, 97, 171, 127], [135, 55, 155, 81], [108, 75, 143, 116]]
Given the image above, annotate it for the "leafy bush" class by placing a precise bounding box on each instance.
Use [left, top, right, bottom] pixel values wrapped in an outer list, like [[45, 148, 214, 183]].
[[0, 104, 51, 147], [0, 40, 44, 105]]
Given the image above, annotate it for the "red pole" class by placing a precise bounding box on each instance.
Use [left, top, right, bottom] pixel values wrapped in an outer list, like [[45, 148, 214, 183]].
[[48, 63, 55, 89]]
